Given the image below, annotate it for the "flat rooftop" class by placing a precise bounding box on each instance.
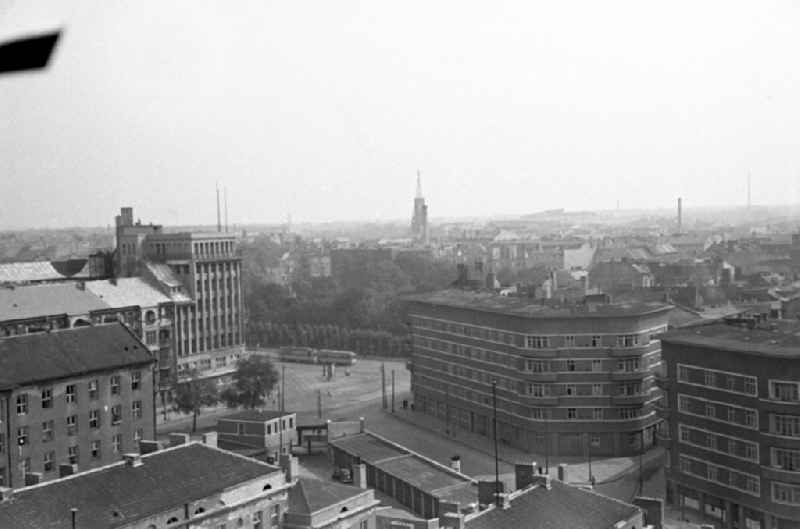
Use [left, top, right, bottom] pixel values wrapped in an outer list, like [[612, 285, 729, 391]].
[[329, 433, 408, 464], [661, 319, 800, 357], [404, 289, 672, 319], [220, 409, 295, 423]]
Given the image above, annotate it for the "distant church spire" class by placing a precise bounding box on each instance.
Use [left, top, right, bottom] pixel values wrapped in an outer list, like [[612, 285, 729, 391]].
[[416, 170, 423, 199]]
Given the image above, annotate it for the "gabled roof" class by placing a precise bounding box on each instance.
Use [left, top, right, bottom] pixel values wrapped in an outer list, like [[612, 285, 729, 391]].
[[288, 477, 367, 514], [143, 261, 182, 288], [0, 282, 108, 321], [465, 480, 640, 529], [0, 443, 281, 529], [0, 323, 154, 390], [0, 260, 76, 283]]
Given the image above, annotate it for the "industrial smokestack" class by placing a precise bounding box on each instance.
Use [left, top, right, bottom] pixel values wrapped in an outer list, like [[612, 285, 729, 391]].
[[677, 197, 682, 234], [216, 184, 222, 233]]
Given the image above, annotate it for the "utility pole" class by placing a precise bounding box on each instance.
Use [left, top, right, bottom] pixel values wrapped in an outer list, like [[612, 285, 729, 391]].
[[545, 409, 550, 474], [381, 363, 387, 410], [639, 428, 645, 495], [587, 433, 593, 485], [317, 389, 322, 419], [391, 369, 396, 413], [281, 365, 286, 412], [492, 380, 500, 508]]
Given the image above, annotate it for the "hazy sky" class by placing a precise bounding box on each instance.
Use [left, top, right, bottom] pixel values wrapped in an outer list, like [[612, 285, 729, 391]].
[[2, 1, 800, 229]]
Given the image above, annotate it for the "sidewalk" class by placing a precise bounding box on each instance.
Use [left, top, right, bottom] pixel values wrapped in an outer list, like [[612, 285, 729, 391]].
[[387, 406, 664, 486]]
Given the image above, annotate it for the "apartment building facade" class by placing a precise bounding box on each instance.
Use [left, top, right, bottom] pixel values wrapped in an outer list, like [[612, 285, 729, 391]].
[[405, 290, 671, 457], [659, 319, 800, 529], [0, 324, 155, 488], [114, 207, 246, 384]]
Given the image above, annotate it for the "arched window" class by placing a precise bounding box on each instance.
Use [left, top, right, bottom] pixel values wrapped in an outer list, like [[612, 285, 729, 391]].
[[263, 483, 272, 491], [340, 507, 349, 513], [194, 506, 205, 515], [167, 516, 179, 525]]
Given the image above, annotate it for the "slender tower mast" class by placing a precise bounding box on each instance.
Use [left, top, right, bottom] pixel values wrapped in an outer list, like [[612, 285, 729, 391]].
[[224, 187, 229, 233], [216, 183, 222, 232]]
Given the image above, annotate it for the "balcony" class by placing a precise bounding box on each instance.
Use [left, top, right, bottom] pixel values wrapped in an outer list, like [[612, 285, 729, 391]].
[[612, 393, 651, 406], [520, 394, 559, 406], [654, 402, 671, 420], [654, 371, 671, 390], [523, 371, 558, 382], [611, 370, 648, 381]]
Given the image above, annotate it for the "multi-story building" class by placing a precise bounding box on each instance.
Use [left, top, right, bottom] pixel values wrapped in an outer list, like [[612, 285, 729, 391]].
[[659, 318, 800, 529], [0, 441, 293, 529], [405, 289, 671, 457], [411, 173, 429, 246], [114, 207, 246, 383], [0, 324, 155, 488]]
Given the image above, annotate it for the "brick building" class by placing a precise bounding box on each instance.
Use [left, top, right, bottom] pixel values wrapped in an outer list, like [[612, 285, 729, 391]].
[[405, 290, 671, 457], [218, 410, 298, 458], [659, 318, 800, 529], [0, 324, 155, 488]]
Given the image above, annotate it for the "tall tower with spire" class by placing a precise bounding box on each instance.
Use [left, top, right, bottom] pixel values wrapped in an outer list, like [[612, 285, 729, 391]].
[[411, 170, 429, 245]]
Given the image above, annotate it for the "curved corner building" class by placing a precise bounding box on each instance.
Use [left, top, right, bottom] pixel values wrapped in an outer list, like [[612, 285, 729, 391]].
[[405, 289, 671, 457]]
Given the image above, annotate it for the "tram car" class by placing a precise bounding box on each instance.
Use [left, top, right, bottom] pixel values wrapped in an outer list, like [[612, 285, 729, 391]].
[[278, 347, 357, 366]]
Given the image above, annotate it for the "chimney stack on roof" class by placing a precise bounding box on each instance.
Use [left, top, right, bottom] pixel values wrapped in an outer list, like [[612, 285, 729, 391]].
[[123, 454, 142, 467]]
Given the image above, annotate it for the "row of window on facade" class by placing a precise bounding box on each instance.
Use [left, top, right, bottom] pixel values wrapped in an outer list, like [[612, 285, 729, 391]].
[[178, 353, 242, 374], [413, 376, 647, 420], [679, 363, 800, 402], [178, 331, 241, 356], [5, 403, 145, 449], [0, 429, 145, 486], [411, 316, 666, 349], [192, 240, 236, 257], [15, 373, 143, 414], [150, 503, 280, 529]]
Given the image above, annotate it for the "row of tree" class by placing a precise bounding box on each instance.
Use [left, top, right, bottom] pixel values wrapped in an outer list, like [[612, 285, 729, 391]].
[[173, 355, 279, 432], [247, 321, 412, 357]]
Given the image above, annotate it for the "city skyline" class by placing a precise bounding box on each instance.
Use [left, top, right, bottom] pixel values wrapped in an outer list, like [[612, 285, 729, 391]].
[[3, 0, 800, 228]]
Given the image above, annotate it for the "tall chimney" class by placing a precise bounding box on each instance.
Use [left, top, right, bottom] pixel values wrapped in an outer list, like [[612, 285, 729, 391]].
[[677, 197, 682, 234], [216, 184, 222, 233]]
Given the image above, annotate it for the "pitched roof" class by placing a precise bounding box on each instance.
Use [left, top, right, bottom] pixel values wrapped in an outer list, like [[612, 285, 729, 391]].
[[0, 282, 108, 321], [85, 278, 171, 308], [0, 261, 73, 283], [288, 477, 367, 514], [465, 480, 640, 529], [0, 443, 281, 529], [0, 323, 154, 390], [143, 261, 182, 288]]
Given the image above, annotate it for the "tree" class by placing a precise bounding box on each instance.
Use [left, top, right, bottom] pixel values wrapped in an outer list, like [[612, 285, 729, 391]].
[[173, 370, 219, 432], [222, 355, 280, 409]]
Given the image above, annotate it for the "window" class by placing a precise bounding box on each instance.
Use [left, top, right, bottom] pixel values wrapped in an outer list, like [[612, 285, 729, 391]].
[[679, 425, 690, 442], [252, 511, 263, 529], [111, 405, 122, 425], [526, 336, 550, 349], [745, 443, 758, 462], [773, 448, 800, 471], [590, 435, 600, 447], [216, 356, 227, 368], [743, 377, 757, 395], [771, 381, 800, 402], [43, 451, 55, 472], [744, 410, 757, 428], [131, 371, 141, 391], [41, 388, 52, 408], [617, 335, 637, 347], [110, 376, 121, 395], [66, 384, 76, 404], [66, 415, 78, 436], [134, 428, 143, 442], [270, 504, 280, 527], [678, 365, 689, 382], [527, 360, 546, 373], [704, 371, 714, 387], [41, 420, 54, 442], [593, 408, 603, 420], [0, 433, 4, 453], [620, 407, 640, 419], [591, 335, 601, 347], [113, 434, 122, 454], [16, 394, 28, 415], [773, 482, 800, 505], [531, 408, 545, 419], [88, 380, 99, 400], [566, 360, 576, 372], [132, 400, 142, 419], [145, 330, 157, 345], [705, 403, 716, 418], [528, 384, 545, 397], [563, 335, 575, 347], [89, 409, 100, 429], [90, 440, 101, 459], [68, 445, 79, 464], [726, 376, 736, 391], [591, 359, 602, 372], [592, 384, 603, 396], [567, 408, 577, 419], [771, 414, 800, 437], [17, 426, 28, 446]]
